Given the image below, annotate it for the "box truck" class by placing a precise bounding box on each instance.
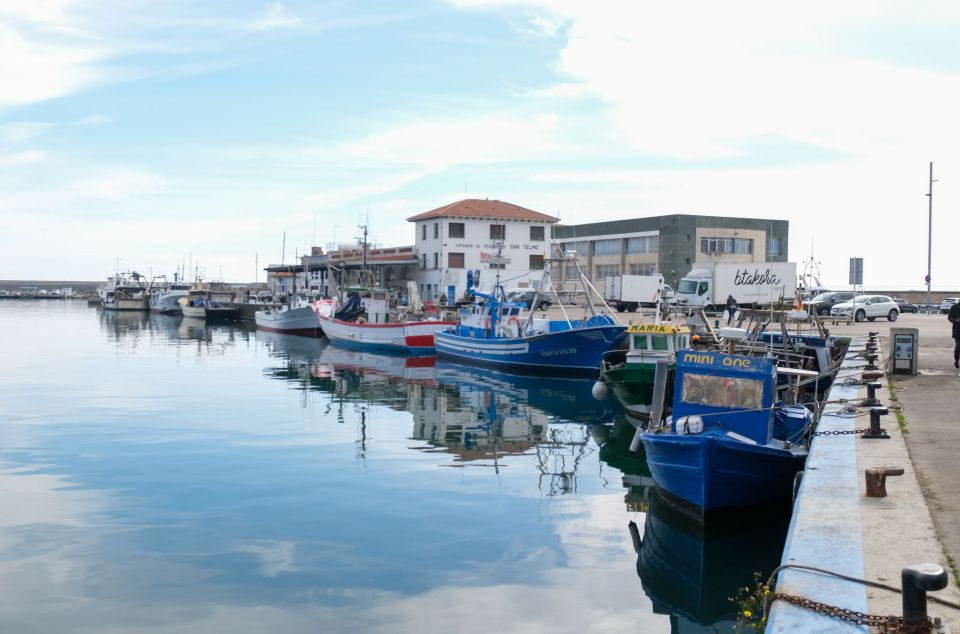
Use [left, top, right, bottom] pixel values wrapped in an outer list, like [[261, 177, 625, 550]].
[[674, 262, 797, 311], [603, 274, 672, 312]]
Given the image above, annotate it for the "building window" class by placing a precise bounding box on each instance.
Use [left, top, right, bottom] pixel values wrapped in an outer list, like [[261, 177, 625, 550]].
[[421, 224, 426, 240], [626, 236, 658, 254], [530, 226, 544, 241], [595, 264, 620, 280], [561, 241, 590, 257], [433, 223, 439, 239], [448, 252, 465, 268], [629, 263, 656, 275], [686, 234, 691, 242], [700, 237, 753, 255], [433, 253, 439, 269], [421, 253, 427, 269], [768, 237, 782, 257], [490, 224, 505, 240], [592, 238, 620, 255], [529, 255, 544, 270], [449, 223, 465, 238]]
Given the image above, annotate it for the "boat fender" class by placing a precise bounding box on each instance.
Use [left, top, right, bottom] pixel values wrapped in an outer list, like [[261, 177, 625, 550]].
[[592, 380, 609, 401], [676, 415, 703, 435]]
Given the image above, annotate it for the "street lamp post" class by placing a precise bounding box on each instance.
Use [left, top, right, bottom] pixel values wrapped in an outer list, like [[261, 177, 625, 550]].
[[926, 162, 935, 315]]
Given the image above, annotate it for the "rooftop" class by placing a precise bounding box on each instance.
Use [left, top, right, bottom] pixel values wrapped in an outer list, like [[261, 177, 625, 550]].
[[406, 199, 559, 223]]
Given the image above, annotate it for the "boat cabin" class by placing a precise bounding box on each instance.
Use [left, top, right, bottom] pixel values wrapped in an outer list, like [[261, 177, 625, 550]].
[[625, 324, 692, 364], [671, 350, 776, 445]]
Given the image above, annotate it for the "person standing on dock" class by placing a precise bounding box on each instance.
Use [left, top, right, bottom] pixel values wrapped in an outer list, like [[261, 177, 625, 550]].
[[949, 300, 960, 368], [725, 294, 738, 325]]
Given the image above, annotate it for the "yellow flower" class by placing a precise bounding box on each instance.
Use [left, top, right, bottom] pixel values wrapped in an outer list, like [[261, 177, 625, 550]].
[[743, 610, 753, 618]]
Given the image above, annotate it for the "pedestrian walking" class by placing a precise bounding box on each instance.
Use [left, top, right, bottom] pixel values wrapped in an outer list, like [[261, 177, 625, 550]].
[[949, 301, 960, 368], [725, 294, 738, 325]]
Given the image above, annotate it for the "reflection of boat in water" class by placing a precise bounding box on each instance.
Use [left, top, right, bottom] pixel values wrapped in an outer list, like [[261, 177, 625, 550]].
[[178, 317, 210, 341], [632, 489, 790, 631], [99, 307, 149, 336], [257, 329, 327, 361], [594, 417, 656, 512], [435, 361, 619, 424]]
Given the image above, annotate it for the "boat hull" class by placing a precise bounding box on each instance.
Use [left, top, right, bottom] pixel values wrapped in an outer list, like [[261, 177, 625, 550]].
[[319, 317, 455, 353], [641, 430, 805, 511], [180, 304, 206, 319], [150, 291, 187, 314], [255, 306, 322, 337], [435, 325, 627, 377], [104, 297, 149, 311], [600, 363, 658, 417]]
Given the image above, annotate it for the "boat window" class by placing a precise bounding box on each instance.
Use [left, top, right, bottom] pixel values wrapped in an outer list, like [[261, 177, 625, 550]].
[[632, 335, 648, 350], [651, 335, 669, 351], [681, 373, 764, 409]]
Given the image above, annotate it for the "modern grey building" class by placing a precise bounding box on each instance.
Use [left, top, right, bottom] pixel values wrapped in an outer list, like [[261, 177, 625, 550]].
[[551, 214, 789, 290]]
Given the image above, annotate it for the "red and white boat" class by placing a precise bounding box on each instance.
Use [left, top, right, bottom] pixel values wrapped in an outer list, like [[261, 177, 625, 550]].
[[315, 275, 454, 353]]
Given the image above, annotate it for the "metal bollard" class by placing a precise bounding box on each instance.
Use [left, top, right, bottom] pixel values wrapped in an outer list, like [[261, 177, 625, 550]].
[[902, 563, 948, 628], [861, 381, 883, 407], [865, 353, 879, 371], [865, 467, 904, 497], [862, 407, 890, 439]]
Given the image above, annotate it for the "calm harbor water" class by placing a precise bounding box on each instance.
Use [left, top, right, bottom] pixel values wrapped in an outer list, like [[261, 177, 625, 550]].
[[0, 301, 789, 633]]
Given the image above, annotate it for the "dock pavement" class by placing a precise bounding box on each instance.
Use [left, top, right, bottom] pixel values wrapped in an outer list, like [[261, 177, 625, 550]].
[[768, 313, 960, 631]]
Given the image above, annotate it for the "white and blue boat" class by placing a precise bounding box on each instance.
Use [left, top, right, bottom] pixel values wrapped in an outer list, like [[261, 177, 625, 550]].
[[641, 348, 813, 511], [434, 253, 627, 377]]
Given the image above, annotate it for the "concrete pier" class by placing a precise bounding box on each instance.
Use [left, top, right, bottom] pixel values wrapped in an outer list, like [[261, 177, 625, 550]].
[[768, 314, 960, 631]]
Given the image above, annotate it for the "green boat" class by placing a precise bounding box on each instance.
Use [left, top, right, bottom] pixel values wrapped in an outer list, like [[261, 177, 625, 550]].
[[593, 323, 692, 420]]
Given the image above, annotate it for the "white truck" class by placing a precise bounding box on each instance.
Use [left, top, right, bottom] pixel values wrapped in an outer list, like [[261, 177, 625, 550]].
[[674, 262, 797, 312], [603, 274, 672, 312]]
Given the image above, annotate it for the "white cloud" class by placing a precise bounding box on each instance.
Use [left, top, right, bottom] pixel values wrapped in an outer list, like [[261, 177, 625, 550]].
[[0, 22, 107, 110], [339, 113, 563, 170], [73, 114, 111, 126], [0, 121, 52, 142], [244, 3, 302, 31], [0, 150, 48, 167], [72, 168, 169, 201]]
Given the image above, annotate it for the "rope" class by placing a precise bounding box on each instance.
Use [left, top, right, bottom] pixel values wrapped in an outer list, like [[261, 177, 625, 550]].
[[764, 563, 960, 614]]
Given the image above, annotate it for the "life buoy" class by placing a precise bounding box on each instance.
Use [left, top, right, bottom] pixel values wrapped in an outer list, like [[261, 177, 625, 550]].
[[484, 317, 491, 330], [507, 316, 522, 330]]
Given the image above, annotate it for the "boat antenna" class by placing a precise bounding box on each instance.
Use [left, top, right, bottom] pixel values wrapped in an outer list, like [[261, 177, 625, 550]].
[[358, 223, 369, 271]]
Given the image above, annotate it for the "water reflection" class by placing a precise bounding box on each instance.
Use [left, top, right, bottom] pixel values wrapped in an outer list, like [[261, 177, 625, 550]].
[[1, 305, 676, 632], [596, 418, 791, 633], [261, 337, 621, 488], [96, 307, 256, 358]]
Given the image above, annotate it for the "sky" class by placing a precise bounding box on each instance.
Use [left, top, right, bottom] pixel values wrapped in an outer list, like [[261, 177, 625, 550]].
[[3, 0, 960, 290]]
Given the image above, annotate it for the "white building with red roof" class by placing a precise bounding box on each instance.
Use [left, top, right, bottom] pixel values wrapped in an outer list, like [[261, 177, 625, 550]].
[[407, 199, 560, 302]]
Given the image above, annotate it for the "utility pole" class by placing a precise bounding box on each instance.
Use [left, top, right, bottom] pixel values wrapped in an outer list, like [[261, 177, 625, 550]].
[[926, 162, 935, 315]]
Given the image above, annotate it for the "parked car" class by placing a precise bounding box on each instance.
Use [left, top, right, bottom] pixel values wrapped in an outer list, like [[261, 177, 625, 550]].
[[805, 291, 855, 316], [940, 298, 959, 314], [830, 295, 899, 322], [506, 289, 551, 310], [892, 297, 918, 314]]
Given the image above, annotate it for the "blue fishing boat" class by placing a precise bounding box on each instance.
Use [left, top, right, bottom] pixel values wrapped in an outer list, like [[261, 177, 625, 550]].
[[641, 348, 812, 511], [434, 252, 627, 377]]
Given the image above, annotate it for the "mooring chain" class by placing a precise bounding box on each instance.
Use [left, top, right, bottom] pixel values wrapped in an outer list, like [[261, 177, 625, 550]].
[[772, 592, 935, 633], [811, 428, 870, 436]]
